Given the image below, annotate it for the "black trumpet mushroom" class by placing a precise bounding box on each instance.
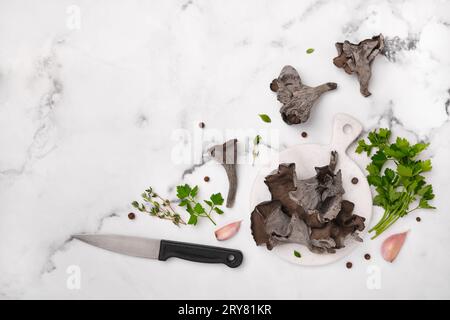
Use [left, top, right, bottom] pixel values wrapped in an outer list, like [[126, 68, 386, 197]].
[[250, 151, 366, 254], [333, 34, 384, 97], [208, 139, 238, 208]]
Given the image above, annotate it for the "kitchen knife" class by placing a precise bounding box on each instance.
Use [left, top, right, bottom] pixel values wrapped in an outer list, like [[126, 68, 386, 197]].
[[72, 234, 243, 268]]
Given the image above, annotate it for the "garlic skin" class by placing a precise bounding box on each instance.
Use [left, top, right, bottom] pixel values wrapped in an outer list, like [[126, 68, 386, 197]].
[[381, 231, 408, 262], [215, 220, 242, 241]]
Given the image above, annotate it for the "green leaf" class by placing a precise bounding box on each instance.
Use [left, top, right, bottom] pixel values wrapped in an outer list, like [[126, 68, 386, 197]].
[[258, 114, 271, 123], [176, 184, 191, 199], [384, 146, 405, 159], [371, 150, 387, 168], [145, 187, 153, 194], [188, 215, 198, 225], [254, 135, 262, 145], [306, 48, 314, 54], [294, 250, 301, 258], [214, 207, 224, 215], [397, 164, 413, 177], [367, 175, 383, 187], [193, 203, 205, 214], [131, 201, 139, 209], [367, 128, 391, 147], [417, 185, 429, 196], [410, 142, 429, 157], [407, 180, 418, 193], [386, 185, 401, 202], [384, 168, 396, 183], [366, 164, 380, 176], [210, 193, 224, 206], [178, 199, 189, 207], [415, 179, 426, 192], [356, 140, 372, 155], [186, 203, 195, 215], [367, 131, 379, 145], [395, 137, 410, 153], [418, 185, 434, 200], [190, 185, 199, 198], [419, 199, 436, 209], [378, 128, 391, 140], [419, 159, 432, 172], [373, 194, 388, 207]]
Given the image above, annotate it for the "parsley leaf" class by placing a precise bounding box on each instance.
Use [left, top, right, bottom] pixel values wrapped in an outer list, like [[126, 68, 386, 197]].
[[175, 184, 225, 226], [176, 184, 191, 199], [259, 114, 272, 123], [210, 193, 224, 206]]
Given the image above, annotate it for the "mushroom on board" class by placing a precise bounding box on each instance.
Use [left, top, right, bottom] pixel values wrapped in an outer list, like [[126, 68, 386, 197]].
[[250, 151, 367, 254], [270, 65, 337, 125]]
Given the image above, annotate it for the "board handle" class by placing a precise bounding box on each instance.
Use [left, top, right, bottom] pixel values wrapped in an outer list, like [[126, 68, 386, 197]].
[[330, 113, 363, 154]]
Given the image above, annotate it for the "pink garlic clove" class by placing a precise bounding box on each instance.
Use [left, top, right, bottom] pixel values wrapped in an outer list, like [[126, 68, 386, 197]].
[[381, 231, 408, 263], [215, 220, 242, 241]]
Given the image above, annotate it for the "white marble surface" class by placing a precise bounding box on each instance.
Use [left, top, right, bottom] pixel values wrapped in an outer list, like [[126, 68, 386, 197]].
[[1, 0, 450, 299]]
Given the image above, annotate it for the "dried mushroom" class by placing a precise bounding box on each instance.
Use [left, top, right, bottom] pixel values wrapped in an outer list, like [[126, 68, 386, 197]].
[[270, 65, 337, 125], [250, 200, 285, 248], [289, 151, 344, 222], [310, 200, 365, 250], [250, 151, 366, 254], [208, 139, 238, 208], [250, 200, 311, 251], [333, 34, 384, 97], [264, 163, 305, 217]]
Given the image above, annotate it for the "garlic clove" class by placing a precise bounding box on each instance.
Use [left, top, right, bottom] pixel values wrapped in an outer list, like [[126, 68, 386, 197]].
[[215, 220, 242, 241], [381, 231, 408, 263]]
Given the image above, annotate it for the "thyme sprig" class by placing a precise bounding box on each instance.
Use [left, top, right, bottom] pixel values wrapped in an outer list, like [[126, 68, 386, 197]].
[[132, 187, 186, 226]]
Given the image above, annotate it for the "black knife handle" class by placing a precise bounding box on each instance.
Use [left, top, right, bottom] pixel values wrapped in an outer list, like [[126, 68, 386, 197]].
[[158, 240, 243, 268]]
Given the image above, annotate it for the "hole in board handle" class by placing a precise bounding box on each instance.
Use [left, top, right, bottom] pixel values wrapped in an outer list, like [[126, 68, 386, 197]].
[[343, 124, 353, 134]]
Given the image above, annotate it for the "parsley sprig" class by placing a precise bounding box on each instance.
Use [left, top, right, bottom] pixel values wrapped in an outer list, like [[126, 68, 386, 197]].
[[356, 128, 435, 239], [176, 184, 224, 225]]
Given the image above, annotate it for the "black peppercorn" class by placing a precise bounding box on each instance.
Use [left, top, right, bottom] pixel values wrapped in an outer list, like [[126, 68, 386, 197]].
[[364, 253, 371, 260], [199, 122, 205, 129], [270, 79, 278, 92], [346, 262, 353, 269], [351, 177, 359, 184], [204, 176, 210, 182], [128, 212, 136, 220], [301, 131, 308, 138]]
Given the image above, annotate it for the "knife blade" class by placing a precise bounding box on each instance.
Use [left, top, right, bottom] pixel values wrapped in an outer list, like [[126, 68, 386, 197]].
[[72, 234, 243, 268]]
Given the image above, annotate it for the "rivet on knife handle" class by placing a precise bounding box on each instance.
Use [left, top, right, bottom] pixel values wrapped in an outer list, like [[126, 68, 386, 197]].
[[158, 240, 243, 268]]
